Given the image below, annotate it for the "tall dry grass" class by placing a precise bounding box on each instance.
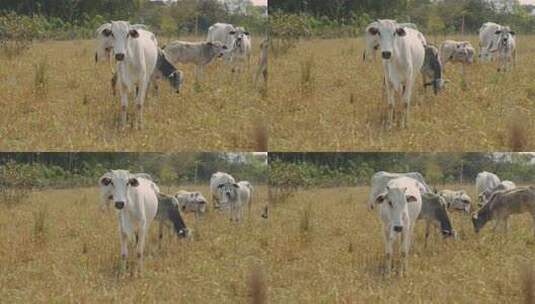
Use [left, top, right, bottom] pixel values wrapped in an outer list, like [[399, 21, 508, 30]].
[[0, 37, 268, 151], [263, 185, 535, 302], [0, 185, 268, 302], [270, 35, 535, 151]]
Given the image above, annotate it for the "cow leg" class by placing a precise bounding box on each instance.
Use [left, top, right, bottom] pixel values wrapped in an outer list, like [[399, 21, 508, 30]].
[[401, 80, 413, 129], [492, 218, 501, 233], [383, 225, 394, 276], [111, 72, 118, 96], [135, 225, 147, 275], [134, 80, 148, 130], [118, 229, 128, 274], [384, 79, 395, 129], [159, 220, 164, 250], [400, 225, 412, 276], [504, 216, 510, 233], [424, 220, 430, 248], [118, 84, 128, 128]]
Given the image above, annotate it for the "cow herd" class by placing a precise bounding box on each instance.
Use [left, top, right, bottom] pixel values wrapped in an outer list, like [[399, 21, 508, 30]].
[[364, 19, 516, 129], [368, 170, 535, 276], [98, 169, 253, 275], [94, 21, 266, 129]]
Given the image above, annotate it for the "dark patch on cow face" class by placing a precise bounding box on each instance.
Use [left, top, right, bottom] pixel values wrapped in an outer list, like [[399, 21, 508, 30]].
[[115, 201, 125, 209], [382, 51, 392, 60], [128, 178, 139, 187], [395, 28, 406, 37], [368, 27, 379, 36], [101, 177, 112, 186], [128, 29, 139, 38], [102, 28, 113, 37]]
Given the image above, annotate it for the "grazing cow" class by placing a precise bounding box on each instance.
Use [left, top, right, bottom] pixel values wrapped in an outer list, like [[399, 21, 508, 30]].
[[421, 44, 446, 95], [99, 169, 158, 274], [174, 190, 208, 218], [373, 176, 423, 275], [95, 23, 150, 96], [367, 19, 425, 128], [162, 41, 227, 81], [439, 189, 472, 213], [479, 22, 503, 62], [153, 48, 184, 93], [255, 37, 269, 85], [475, 171, 501, 206], [210, 172, 236, 209], [490, 28, 516, 72], [107, 21, 158, 129], [155, 192, 190, 246], [368, 171, 431, 210], [418, 192, 456, 247], [207, 23, 237, 62], [439, 40, 475, 66], [472, 187, 535, 235], [217, 181, 249, 222], [479, 180, 516, 207], [363, 22, 418, 62]]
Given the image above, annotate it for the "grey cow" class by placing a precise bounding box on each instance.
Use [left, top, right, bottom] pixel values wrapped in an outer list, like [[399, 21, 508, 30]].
[[418, 192, 456, 247], [162, 41, 227, 81], [155, 193, 190, 247], [472, 187, 535, 235], [439, 189, 472, 213], [421, 44, 446, 95], [174, 190, 208, 218]]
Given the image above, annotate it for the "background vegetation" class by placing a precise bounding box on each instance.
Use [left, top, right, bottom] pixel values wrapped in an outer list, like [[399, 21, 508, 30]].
[[269, 153, 535, 188]]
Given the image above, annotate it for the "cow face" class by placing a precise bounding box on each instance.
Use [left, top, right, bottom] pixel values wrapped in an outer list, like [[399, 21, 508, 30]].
[[376, 186, 417, 233], [100, 170, 140, 210], [367, 20, 407, 60], [490, 28, 514, 52], [217, 182, 239, 206], [110, 21, 140, 61], [207, 41, 228, 58], [95, 23, 114, 63]]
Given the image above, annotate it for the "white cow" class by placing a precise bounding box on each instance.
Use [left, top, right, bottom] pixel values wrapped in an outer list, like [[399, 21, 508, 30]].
[[373, 176, 423, 275], [439, 40, 475, 66], [490, 28, 516, 72], [207, 23, 237, 62], [368, 171, 431, 210], [99, 172, 156, 210], [174, 190, 208, 218], [479, 22, 502, 62], [217, 181, 250, 222], [237, 181, 253, 212], [363, 22, 418, 62], [367, 19, 425, 128], [99, 169, 158, 274], [210, 172, 236, 209], [229, 26, 252, 72], [475, 171, 501, 206], [439, 189, 472, 213], [108, 21, 158, 129]]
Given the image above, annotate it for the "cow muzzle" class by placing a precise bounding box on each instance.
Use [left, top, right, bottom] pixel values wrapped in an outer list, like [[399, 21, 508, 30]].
[[115, 53, 125, 61], [393, 226, 403, 233], [115, 201, 125, 209], [382, 51, 392, 60]]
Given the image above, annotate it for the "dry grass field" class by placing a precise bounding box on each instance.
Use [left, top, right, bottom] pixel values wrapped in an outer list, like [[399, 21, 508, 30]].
[[0, 185, 270, 303], [0, 36, 268, 151], [270, 35, 535, 151], [266, 185, 535, 303]]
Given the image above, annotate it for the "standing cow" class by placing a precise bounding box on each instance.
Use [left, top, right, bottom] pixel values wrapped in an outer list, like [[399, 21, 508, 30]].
[[363, 22, 418, 62], [475, 171, 501, 206], [367, 19, 425, 128], [373, 176, 423, 275], [478, 22, 503, 62], [107, 21, 158, 129], [490, 28, 516, 72], [217, 181, 250, 223], [207, 23, 237, 62], [210, 172, 236, 209], [99, 170, 158, 274]]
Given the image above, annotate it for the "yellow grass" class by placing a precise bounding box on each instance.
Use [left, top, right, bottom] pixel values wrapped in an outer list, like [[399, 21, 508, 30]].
[[270, 35, 535, 151], [0, 37, 268, 151], [265, 185, 535, 303], [0, 185, 269, 302]]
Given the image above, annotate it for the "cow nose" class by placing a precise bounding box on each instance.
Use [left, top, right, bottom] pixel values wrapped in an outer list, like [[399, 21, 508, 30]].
[[393, 226, 403, 233], [115, 53, 125, 61], [382, 51, 392, 59], [115, 201, 125, 209]]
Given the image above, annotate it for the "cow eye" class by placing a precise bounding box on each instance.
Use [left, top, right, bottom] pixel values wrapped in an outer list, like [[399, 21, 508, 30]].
[[388, 201, 393, 207]]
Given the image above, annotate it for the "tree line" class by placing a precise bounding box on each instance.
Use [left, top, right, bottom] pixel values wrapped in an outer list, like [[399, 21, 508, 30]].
[[269, 153, 535, 188], [270, 0, 535, 36]]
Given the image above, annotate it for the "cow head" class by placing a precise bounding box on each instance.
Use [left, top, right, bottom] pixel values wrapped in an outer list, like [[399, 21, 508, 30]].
[[367, 20, 407, 60], [99, 170, 140, 210], [207, 41, 228, 58], [168, 70, 183, 94], [375, 185, 418, 233], [217, 182, 239, 206], [489, 27, 515, 53], [110, 21, 141, 62]]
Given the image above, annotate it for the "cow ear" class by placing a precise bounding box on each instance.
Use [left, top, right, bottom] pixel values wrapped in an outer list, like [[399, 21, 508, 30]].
[[244, 31, 250, 36], [495, 30, 502, 35], [396, 28, 406, 37], [128, 178, 139, 187], [222, 45, 228, 50], [102, 28, 112, 37], [233, 183, 239, 188], [229, 31, 236, 35], [368, 27, 379, 35], [217, 183, 224, 189], [406, 195, 418, 203], [129, 29, 139, 38], [100, 176, 112, 186], [375, 193, 386, 204], [510, 31, 515, 36]]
